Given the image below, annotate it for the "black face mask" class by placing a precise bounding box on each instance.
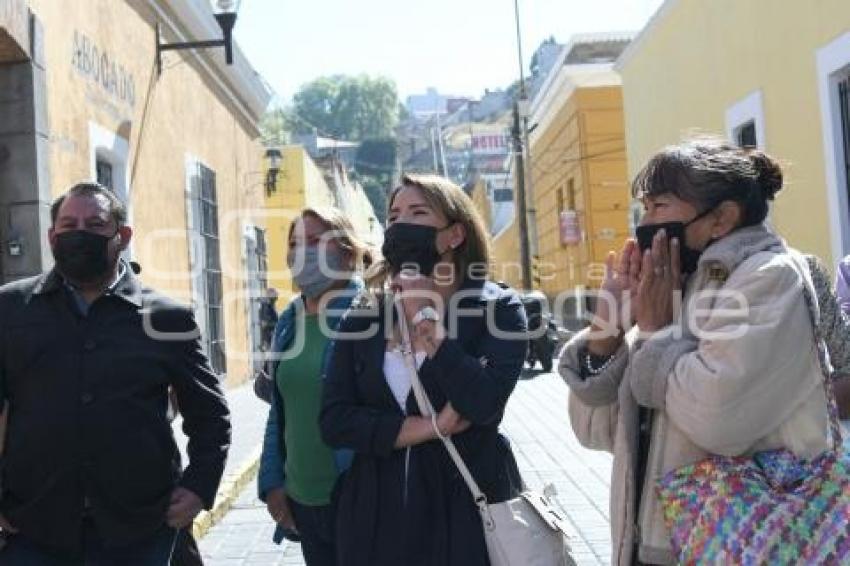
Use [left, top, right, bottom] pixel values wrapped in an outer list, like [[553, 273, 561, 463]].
[[381, 222, 449, 276], [53, 230, 118, 283], [635, 208, 715, 275]]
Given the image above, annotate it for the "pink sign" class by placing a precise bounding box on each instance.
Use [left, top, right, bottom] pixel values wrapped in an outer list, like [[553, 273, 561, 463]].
[[560, 210, 581, 245]]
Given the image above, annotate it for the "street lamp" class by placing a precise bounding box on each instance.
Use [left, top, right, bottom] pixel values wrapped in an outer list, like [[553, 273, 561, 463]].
[[156, 0, 240, 75], [265, 148, 282, 197]]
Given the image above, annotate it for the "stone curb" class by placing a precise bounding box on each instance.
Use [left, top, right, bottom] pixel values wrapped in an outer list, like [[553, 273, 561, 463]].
[[192, 445, 262, 539]]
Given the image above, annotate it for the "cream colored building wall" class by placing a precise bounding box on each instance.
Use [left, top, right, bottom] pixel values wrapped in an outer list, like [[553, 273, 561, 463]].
[[29, 0, 266, 386], [618, 0, 850, 266]]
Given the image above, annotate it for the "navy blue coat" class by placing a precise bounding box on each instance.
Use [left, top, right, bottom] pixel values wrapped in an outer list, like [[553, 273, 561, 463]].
[[320, 278, 528, 566]]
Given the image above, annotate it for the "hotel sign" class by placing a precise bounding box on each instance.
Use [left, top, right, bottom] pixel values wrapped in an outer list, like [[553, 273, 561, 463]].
[[71, 30, 136, 108], [472, 132, 509, 156], [0, 0, 29, 62]]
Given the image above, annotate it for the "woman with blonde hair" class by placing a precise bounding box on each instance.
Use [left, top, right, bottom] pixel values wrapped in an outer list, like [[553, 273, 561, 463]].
[[320, 174, 528, 566], [257, 207, 367, 565]]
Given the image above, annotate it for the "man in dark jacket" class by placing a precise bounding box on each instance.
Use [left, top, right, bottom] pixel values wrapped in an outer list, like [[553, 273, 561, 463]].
[[0, 182, 231, 563]]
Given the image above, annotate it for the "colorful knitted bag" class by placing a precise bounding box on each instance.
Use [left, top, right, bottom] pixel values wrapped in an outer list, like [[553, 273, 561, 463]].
[[656, 281, 850, 565]]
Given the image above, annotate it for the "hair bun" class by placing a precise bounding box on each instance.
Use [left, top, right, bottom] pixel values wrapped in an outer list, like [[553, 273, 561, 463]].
[[748, 150, 783, 200]]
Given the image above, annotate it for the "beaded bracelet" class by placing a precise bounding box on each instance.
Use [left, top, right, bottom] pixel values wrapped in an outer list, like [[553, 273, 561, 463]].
[[584, 349, 616, 375]]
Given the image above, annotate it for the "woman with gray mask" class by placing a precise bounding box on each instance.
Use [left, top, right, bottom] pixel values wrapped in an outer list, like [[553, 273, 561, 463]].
[[257, 207, 367, 566]]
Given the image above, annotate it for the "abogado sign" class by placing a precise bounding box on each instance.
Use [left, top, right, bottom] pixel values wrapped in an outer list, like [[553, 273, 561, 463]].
[[71, 30, 136, 107]]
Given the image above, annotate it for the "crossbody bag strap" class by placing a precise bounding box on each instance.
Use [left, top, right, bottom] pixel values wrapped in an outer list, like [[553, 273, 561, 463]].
[[798, 277, 844, 451], [702, 255, 841, 450], [393, 295, 493, 518]]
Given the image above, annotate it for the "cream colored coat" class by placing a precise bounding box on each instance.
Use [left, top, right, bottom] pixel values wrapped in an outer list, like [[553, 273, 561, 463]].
[[559, 225, 830, 565]]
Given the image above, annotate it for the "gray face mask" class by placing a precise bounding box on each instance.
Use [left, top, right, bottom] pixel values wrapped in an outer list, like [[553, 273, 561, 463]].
[[289, 245, 348, 298]]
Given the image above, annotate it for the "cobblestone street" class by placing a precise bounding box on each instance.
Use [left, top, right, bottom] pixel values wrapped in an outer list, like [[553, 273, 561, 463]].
[[198, 368, 614, 565]]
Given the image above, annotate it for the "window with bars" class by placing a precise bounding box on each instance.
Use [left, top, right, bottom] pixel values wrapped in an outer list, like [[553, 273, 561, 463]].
[[493, 188, 513, 202], [96, 158, 114, 190], [192, 163, 226, 375], [735, 120, 758, 148], [245, 226, 269, 369], [839, 76, 850, 218], [254, 227, 269, 288]]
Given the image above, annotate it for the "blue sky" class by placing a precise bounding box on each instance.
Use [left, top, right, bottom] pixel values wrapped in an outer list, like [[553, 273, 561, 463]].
[[233, 0, 665, 103]]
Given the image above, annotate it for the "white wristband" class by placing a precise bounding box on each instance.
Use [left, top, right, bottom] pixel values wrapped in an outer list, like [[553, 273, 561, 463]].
[[431, 413, 448, 441], [412, 306, 440, 326]]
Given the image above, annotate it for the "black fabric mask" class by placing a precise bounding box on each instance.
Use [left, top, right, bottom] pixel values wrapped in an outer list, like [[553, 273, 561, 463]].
[[53, 230, 117, 282], [381, 222, 448, 276], [635, 208, 715, 275]]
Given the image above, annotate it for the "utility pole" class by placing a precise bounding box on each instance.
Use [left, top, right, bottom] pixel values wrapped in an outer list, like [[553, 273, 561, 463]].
[[522, 107, 539, 283], [430, 124, 439, 174], [513, 0, 537, 289], [435, 110, 448, 176], [512, 100, 532, 290], [467, 101, 477, 182]]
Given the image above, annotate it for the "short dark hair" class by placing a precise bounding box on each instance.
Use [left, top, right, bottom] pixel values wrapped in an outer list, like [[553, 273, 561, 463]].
[[50, 182, 128, 227], [631, 137, 784, 227]]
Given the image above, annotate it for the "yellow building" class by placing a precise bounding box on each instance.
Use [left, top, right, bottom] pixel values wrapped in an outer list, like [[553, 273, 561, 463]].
[[0, 0, 272, 385], [527, 33, 633, 319], [263, 145, 383, 299], [264, 145, 337, 299], [617, 0, 850, 267], [471, 178, 523, 288]]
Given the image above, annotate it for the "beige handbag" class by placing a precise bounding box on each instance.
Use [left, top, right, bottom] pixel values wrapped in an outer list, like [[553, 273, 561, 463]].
[[394, 297, 577, 566]]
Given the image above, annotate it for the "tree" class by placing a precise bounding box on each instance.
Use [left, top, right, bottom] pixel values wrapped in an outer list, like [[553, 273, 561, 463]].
[[259, 106, 290, 147], [282, 75, 402, 222], [355, 138, 396, 177], [506, 78, 529, 101], [289, 75, 400, 141], [355, 138, 396, 225], [530, 35, 557, 78]]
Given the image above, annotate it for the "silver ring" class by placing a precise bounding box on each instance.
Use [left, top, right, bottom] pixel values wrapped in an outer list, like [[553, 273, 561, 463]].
[[654, 266, 665, 277]]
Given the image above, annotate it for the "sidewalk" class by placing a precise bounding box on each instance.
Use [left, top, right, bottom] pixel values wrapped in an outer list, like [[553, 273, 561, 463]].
[[197, 369, 615, 565], [505, 370, 613, 565], [172, 380, 270, 538]]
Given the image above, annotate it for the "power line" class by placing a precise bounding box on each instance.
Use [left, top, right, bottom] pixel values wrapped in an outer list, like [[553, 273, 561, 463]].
[[528, 134, 625, 160], [530, 146, 627, 179]]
